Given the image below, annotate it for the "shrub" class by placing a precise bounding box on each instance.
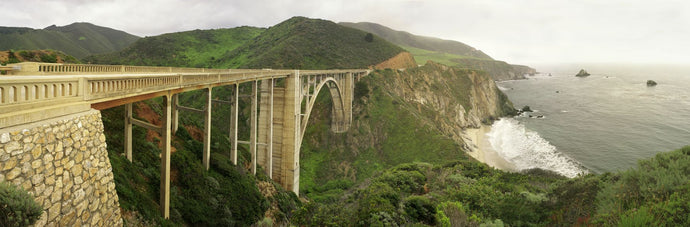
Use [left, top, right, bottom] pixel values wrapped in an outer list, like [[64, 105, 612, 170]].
[[0, 181, 43, 227], [403, 196, 436, 225]]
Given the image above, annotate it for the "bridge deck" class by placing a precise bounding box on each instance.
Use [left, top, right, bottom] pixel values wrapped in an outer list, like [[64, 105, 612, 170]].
[[0, 62, 365, 129]]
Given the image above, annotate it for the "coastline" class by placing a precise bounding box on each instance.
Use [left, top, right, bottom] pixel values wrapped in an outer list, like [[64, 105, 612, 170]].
[[463, 125, 516, 171]]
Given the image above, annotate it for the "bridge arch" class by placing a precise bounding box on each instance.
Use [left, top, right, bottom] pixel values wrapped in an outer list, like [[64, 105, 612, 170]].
[[299, 77, 348, 140]]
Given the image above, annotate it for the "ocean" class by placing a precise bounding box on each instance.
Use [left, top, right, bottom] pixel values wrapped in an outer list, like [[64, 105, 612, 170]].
[[487, 63, 690, 176]]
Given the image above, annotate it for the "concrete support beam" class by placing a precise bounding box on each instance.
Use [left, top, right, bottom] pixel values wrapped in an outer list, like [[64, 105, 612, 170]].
[[160, 94, 172, 219], [250, 81, 258, 175], [258, 79, 275, 178], [171, 94, 179, 134], [124, 103, 133, 161], [280, 71, 301, 194], [203, 88, 212, 170], [231, 83, 239, 165], [268, 79, 274, 179]]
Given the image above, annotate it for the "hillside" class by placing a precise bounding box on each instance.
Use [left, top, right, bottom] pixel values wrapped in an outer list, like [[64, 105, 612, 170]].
[[217, 17, 404, 69], [85, 26, 265, 68], [0, 49, 80, 65], [340, 22, 492, 60], [341, 22, 536, 80], [0, 23, 139, 58]]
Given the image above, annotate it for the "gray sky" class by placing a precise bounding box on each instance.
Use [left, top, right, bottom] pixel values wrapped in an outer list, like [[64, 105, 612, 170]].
[[4, 0, 690, 65]]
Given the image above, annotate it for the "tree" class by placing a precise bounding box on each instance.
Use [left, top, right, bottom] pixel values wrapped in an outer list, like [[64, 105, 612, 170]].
[[364, 33, 374, 42]]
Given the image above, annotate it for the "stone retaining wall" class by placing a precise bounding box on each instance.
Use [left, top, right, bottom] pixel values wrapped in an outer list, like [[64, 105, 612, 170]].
[[0, 109, 122, 226]]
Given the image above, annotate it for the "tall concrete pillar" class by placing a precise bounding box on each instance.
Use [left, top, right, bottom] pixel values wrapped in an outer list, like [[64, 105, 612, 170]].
[[160, 94, 172, 219], [124, 103, 133, 161], [203, 88, 212, 170], [258, 79, 274, 178], [280, 71, 301, 194], [250, 81, 258, 175], [231, 83, 239, 165]]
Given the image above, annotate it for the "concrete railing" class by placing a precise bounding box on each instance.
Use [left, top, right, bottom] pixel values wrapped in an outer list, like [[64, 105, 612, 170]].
[[6, 62, 240, 75]]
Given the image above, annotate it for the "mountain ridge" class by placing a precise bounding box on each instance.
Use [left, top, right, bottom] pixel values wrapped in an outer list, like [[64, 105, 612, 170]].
[[0, 22, 139, 58]]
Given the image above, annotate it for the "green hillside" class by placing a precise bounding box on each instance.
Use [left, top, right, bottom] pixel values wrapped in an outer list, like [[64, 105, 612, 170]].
[[0, 23, 139, 58], [85, 26, 265, 68], [217, 17, 404, 69], [340, 22, 492, 60], [341, 22, 536, 80]]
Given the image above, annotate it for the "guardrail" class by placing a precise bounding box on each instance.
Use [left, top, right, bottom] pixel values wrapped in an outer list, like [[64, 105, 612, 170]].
[[5, 62, 237, 75]]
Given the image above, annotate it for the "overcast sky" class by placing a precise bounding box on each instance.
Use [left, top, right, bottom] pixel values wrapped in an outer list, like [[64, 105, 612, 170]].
[[4, 0, 690, 65]]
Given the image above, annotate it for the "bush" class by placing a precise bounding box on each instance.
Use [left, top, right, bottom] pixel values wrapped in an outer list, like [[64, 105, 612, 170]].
[[0, 181, 43, 227], [403, 196, 436, 225]]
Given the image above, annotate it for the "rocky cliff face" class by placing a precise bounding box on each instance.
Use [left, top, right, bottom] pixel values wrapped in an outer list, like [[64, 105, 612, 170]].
[[369, 62, 514, 143]]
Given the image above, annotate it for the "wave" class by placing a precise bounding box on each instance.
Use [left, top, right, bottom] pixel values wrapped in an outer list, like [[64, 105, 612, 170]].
[[487, 118, 588, 178]]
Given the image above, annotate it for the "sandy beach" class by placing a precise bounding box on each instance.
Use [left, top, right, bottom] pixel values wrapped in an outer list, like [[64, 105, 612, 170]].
[[463, 125, 516, 171]]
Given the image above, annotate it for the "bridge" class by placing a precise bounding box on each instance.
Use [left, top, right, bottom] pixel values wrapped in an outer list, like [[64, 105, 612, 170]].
[[0, 62, 367, 220]]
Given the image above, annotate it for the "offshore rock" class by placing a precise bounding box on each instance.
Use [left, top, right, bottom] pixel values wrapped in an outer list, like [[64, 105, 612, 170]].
[[575, 69, 590, 77], [647, 80, 657, 87]]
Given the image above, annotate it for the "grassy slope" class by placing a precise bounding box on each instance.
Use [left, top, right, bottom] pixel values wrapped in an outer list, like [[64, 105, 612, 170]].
[[340, 22, 492, 60], [217, 17, 404, 69], [85, 26, 264, 67], [0, 23, 139, 58]]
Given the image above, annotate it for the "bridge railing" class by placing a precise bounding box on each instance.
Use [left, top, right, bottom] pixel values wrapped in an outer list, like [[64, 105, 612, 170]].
[[5, 62, 239, 75]]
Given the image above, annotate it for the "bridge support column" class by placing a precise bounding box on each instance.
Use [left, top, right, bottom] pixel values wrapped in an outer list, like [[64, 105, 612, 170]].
[[124, 103, 133, 161], [258, 79, 274, 178], [203, 88, 212, 170], [160, 94, 172, 219], [280, 72, 301, 194], [250, 81, 258, 174], [231, 83, 239, 165], [171, 94, 179, 134]]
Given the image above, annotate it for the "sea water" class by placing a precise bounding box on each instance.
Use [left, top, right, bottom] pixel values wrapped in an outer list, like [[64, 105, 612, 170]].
[[489, 63, 690, 176]]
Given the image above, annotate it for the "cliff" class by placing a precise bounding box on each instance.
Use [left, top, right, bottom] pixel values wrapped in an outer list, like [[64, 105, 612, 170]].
[[453, 58, 536, 80]]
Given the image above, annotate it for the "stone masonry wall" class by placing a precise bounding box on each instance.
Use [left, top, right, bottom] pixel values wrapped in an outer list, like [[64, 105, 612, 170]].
[[0, 109, 122, 226]]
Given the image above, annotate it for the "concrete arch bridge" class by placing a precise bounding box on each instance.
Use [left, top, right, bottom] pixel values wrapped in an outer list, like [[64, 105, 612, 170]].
[[0, 62, 367, 219]]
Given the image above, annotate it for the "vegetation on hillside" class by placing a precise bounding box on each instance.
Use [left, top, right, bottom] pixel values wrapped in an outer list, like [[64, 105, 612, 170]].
[[216, 17, 404, 69], [0, 50, 80, 65], [341, 21, 535, 80], [0, 23, 139, 58], [85, 26, 264, 68], [340, 22, 492, 60]]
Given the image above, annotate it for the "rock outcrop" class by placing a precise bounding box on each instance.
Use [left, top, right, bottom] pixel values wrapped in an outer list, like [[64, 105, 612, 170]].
[[575, 69, 590, 77], [647, 80, 658, 86]]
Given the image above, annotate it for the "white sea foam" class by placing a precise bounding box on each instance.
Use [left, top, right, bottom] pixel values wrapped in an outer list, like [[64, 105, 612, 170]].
[[487, 118, 588, 178]]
